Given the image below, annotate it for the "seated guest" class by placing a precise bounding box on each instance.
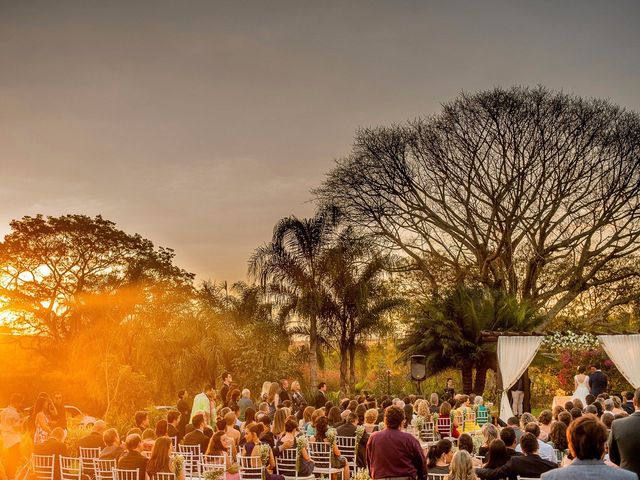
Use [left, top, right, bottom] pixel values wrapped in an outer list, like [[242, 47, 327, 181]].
[[450, 450, 478, 480], [327, 406, 343, 427], [259, 415, 276, 451], [477, 433, 557, 480], [552, 406, 565, 422], [310, 417, 349, 480], [34, 428, 67, 480], [584, 405, 598, 415], [569, 408, 582, 421], [224, 412, 241, 446], [506, 417, 522, 444], [117, 434, 148, 480], [155, 420, 168, 438], [141, 429, 156, 452], [601, 412, 615, 430], [546, 421, 568, 453], [182, 414, 209, 454], [146, 436, 184, 480], [366, 405, 426, 480], [167, 411, 179, 439], [540, 415, 636, 480], [537, 411, 552, 441], [135, 411, 150, 430], [515, 423, 556, 463], [622, 391, 635, 415], [557, 411, 572, 428], [78, 420, 107, 449], [478, 424, 499, 458], [430, 393, 440, 414], [363, 408, 379, 434], [458, 433, 482, 466], [427, 439, 453, 473], [100, 428, 125, 461], [275, 420, 313, 477], [483, 439, 510, 469], [499, 427, 521, 459], [336, 412, 369, 468], [241, 423, 284, 480]]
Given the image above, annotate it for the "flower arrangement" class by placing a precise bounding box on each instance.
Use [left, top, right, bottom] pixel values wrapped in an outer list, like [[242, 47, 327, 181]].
[[203, 470, 224, 480], [543, 331, 599, 351], [172, 454, 185, 476], [296, 435, 309, 472], [354, 425, 366, 447], [414, 415, 425, 431], [259, 443, 271, 480], [378, 421, 385, 431], [352, 467, 372, 480], [326, 427, 337, 446]]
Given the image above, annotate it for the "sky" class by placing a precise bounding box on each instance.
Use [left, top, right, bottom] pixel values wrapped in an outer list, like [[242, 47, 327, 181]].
[[1, 0, 639, 283]]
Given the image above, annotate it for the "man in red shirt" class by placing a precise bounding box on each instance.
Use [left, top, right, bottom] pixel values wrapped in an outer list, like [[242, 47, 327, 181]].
[[367, 405, 427, 480]]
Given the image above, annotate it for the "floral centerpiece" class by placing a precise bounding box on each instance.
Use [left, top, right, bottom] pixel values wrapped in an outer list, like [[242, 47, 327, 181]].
[[296, 435, 309, 472], [260, 443, 271, 480], [352, 467, 372, 480], [354, 425, 366, 447], [414, 415, 425, 431], [203, 470, 224, 480], [326, 427, 337, 446]]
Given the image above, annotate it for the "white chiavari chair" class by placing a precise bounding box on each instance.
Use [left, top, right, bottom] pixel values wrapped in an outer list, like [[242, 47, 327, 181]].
[[32, 454, 55, 480], [59, 456, 82, 480], [307, 442, 343, 480]]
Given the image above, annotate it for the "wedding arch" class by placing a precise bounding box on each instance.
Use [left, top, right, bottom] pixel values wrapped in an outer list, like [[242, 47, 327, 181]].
[[481, 331, 640, 421]]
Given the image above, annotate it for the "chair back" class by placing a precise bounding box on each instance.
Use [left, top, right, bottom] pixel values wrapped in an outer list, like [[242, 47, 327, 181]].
[[151, 473, 175, 480], [170, 436, 178, 449], [79, 447, 101, 475], [476, 409, 489, 426], [436, 417, 451, 438], [179, 452, 201, 478], [420, 422, 436, 442], [59, 456, 82, 480], [32, 454, 55, 480], [275, 448, 298, 478], [554, 449, 566, 465], [335, 436, 356, 467], [307, 442, 334, 473], [94, 459, 117, 480], [201, 454, 226, 473], [113, 469, 139, 480], [516, 477, 541, 480], [428, 474, 447, 480], [178, 444, 202, 457], [237, 455, 263, 480]]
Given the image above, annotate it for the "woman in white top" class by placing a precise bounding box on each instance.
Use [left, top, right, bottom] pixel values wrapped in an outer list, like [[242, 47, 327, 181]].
[[572, 365, 590, 405]]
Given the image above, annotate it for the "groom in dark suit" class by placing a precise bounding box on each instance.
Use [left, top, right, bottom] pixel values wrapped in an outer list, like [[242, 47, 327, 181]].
[[588, 364, 609, 396]]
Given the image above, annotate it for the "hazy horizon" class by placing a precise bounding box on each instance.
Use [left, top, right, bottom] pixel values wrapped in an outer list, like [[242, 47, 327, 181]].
[[2, 0, 639, 283]]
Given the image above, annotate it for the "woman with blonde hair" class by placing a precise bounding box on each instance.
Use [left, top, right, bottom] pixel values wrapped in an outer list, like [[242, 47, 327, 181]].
[[290, 381, 305, 412], [446, 450, 477, 480], [260, 382, 271, 402], [478, 423, 498, 458], [363, 409, 379, 434], [416, 399, 431, 421], [272, 408, 288, 439], [267, 382, 280, 416], [300, 405, 315, 431]]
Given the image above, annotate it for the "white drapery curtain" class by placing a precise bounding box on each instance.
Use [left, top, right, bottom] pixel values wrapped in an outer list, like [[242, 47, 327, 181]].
[[498, 336, 543, 422], [598, 334, 640, 388]]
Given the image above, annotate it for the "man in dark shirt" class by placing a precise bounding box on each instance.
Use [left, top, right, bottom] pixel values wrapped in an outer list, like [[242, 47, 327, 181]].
[[117, 434, 148, 480], [220, 372, 232, 408], [315, 383, 328, 409], [477, 433, 556, 480], [100, 428, 125, 461], [259, 415, 277, 455], [499, 427, 522, 459], [182, 414, 209, 454], [34, 428, 68, 480], [78, 420, 107, 449], [279, 379, 291, 403], [621, 391, 635, 415], [51, 393, 67, 432], [167, 410, 180, 439], [176, 390, 191, 440], [336, 412, 369, 468], [367, 406, 426, 480]]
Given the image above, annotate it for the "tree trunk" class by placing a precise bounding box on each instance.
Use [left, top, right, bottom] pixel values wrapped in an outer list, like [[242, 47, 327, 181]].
[[461, 359, 473, 394], [339, 344, 349, 396], [309, 314, 318, 389], [473, 363, 488, 395], [348, 343, 356, 394]]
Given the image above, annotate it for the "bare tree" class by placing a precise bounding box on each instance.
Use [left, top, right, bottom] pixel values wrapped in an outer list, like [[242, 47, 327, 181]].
[[316, 86, 640, 328]]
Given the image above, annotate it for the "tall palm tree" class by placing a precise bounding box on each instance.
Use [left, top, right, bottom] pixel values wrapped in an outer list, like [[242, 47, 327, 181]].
[[248, 207, 340, 388], [399, 285, 543, 394]]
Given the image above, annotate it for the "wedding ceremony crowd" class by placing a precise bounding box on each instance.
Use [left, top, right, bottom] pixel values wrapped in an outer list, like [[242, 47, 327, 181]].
[[1, 370, 639, 480]]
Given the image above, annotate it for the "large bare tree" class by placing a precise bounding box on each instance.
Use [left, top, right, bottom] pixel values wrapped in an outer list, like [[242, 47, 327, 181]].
[[316, 87, 640, 327]]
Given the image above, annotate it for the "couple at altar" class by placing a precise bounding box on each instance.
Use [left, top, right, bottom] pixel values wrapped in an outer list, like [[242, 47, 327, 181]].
[[573, 364, 609, 403]]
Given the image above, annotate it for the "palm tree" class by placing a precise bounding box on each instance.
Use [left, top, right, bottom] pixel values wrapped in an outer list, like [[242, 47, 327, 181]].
[[248, 207, 340, 388], [399, 285, 543, 394]]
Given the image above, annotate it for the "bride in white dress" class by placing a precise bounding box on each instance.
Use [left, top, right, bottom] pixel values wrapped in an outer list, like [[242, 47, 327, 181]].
[[573, 366, 590, 404]]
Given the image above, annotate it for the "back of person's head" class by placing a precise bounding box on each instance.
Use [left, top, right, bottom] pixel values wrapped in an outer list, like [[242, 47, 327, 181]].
[[303, 406, 315, 423], [558, 411, 572, 427], [573, 398, 584, 410], [192, 413, 205, 429], [167, 410, 180, 423], [135, 411, 148, 427], [355, 404, 367, 423], [125, 434, 142, 451], [427, 439, 453, 468], [485, 439, 508, 469], [524, 422, 540, 438], [458, 433, 474, 454], [50, 427, 66, 442], [155, 419, 168, 437], [507, 416, 519, 427], [346, 412, 358, 424], [549, 421, 568, 451], [126, 428, 143, 437], [570, 407, 583, 420], [500, 425, 516, 448], [584, 405, 598, 415], [381, 398, 392, 409], [603, 399, 614, 411], [260, 414, 272, 427], [520, 432, 538, 455], [224, 412, 236, 426], [625, 391, 634, 401], [93, 420, 107, 433], [248, 422, 265, 438], [203, 383, 213, 394], [314, 416, 329, 440], [142, 428, 156, 441], [327, 406, 342, 425], [215, 418, 226, 432], [538, 410, 552, 425], [601, 412, 615, 429], [564, 401, 574, 411], [403, 404, 413, 422], [384, 406, 405, 430], [568, 414, 608, 460], [103, 428, 119, 446], [519, 413, 535, 429], [448, 450, 475, 480], [482, 423, 498, 445], [365, 408, 378, 424], [585, 394, 595, 405], [206, 431, 225, 455], [634, 387, 640, 405], [284, 418, 298, 433]]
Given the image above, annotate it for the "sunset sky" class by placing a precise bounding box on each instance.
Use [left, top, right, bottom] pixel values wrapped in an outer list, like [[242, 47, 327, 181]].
[[1, 0, 639, 283]]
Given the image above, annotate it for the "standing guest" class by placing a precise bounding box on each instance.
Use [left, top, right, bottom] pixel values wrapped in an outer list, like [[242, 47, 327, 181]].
[[368, 406, 427, 480], [191, 384, 214, 425], [267, 382, 280, 416], [449, 450, 478, 480], [51, 393, 67, 432], [279, 379, 291, 403], [227, 389, 241, 410], [444, 378, 456, 399], [609, 387, 640, 477], [430, 393, 440, 414], [183, 414, 210, 454], [32, 395, 55, 445], [220, 372, 233, 408], [135, 411, 150, 430], [147, 436, 184, 480], [100, 428, 125, 461], [0, 393, 24, 479], [79, 420, 107, 449], [238, 389, 255, 421], [336, 412, 369, 468], [314, 383, 328, 409], [167, 411, 179, 439], [176, 390, 191, 440], [117, 434, 148, 480], [542, 414, 635, 480], [511, 376, 525, 417], [427, 440, 453, 473], [290, 381, 305, 413], [476, 433, 557, 480], [33, 428, 67, 480]]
